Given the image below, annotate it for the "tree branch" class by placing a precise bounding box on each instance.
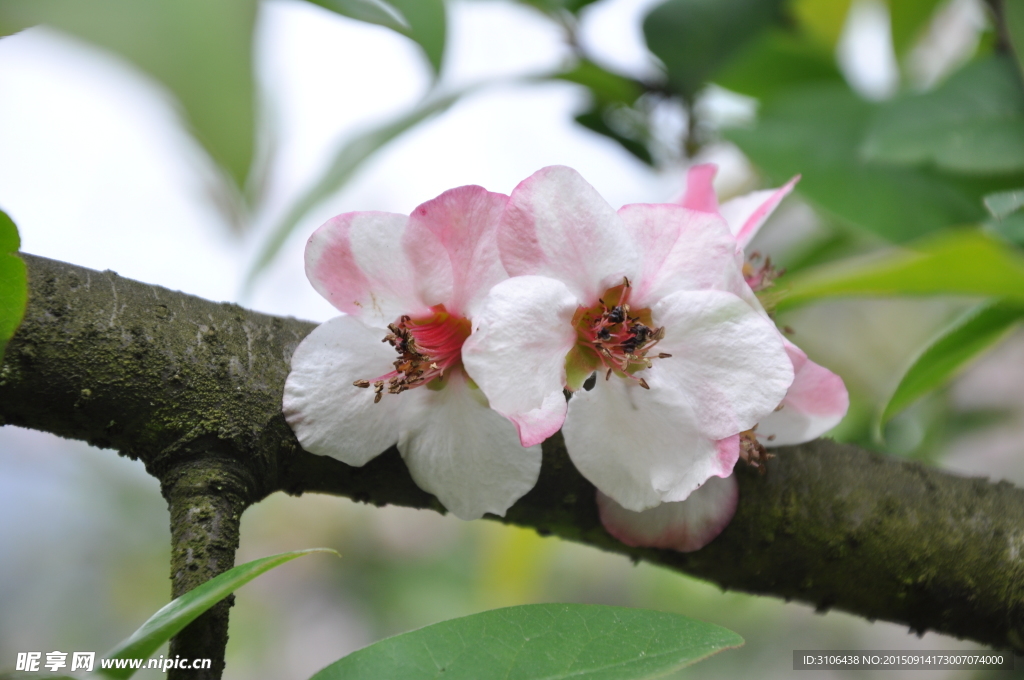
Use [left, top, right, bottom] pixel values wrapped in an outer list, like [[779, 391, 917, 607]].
[[3, 253, 1023, 658]]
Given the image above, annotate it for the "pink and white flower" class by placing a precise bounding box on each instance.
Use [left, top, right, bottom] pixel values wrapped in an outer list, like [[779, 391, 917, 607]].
[[679, 164, 849, 447], [596, 165, 850, 553], [461, 166, 795, 517], [282, 186, 542, 521]]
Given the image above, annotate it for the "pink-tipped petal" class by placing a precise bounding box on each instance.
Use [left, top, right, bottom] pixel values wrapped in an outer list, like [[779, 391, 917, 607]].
[[283, 316, 402, 466], [406, 185, 509, 318], [652, 289, 794, 440], [398, 371, 542, 520], [498, 166, 638, 304], [758, 340, 849, 445], [306, 212, 431, 327], [720, 175, 799, 249], [462, 275, 577, 445], [596, 475, 738, 552], [679, 164, 720, 214], [563, 375, 725, 512], [617, 203, 739, 309], [511, 390, 567, 447]]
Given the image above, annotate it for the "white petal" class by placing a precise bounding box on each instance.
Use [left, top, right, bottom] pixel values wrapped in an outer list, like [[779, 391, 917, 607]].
[[563, 376, 731, 511], [719, 176, 798, 249], [306, 212, 431, 328], [652, 289, 794, 440], [398, 371, 542, 520], [596, 475, 738, 552], [498, 166, 639, 303], [462, 275, 577, 445], [283, 316, 401, 466], [617, 202, 740, 309]]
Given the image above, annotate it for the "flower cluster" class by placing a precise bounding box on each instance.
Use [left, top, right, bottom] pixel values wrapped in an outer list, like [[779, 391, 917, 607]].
[[283, 165, 848, 549]]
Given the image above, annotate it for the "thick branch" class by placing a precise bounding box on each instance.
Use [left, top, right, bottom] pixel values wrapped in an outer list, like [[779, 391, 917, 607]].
[[3, 254, 1023, 653]]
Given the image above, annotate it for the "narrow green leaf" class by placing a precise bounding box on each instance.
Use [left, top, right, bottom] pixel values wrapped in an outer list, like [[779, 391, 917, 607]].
[[984, 188, 1024, 219], [726, 84, 991, 242], [310, 604, 742, 680], [0, 209, 27, 361], [245, 88, 469, 290], [305, 0, 446, 75], [388, 0, 446, 75], [304, 0, 408, 34], [643, 0, 786, 98], [99, 549, 337, 679], [862, 57, 1024, 174], [0, 0, 258, 190], [777, 230, 1024, 311], [879, 301, 1024, 425]]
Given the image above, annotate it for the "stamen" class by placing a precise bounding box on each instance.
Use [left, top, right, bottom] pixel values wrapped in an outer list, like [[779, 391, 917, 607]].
[[739, 428, 774, 474], [571, 277, 669, 389], [356, 305, 470, 402]]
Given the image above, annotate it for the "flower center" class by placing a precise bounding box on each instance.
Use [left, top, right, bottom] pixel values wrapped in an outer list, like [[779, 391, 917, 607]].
[[565, 278, 669, 391], [353, 305, 471, 402]]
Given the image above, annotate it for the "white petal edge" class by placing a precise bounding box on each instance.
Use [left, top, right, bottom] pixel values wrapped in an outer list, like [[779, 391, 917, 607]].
[[596, 475, 739, 552], [462, 275, 577, 445], [397, 371, 542, 520], [719, 175, 799, 249], [283, 315, 402, 466], [563, 374, 726, 512], [652, 289, 794, 440], [757, 340, 849, 445]]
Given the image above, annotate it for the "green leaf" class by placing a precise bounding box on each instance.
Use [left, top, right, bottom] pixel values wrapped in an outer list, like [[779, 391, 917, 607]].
[[984, 188, 1024, 219], [715, 29, 843, 102], [862, 57, 1024, 174], [0, 0, 258, 190], [789, 0, 853, 49], [99, 549, 336, 679], [643, 0, 786, 98], [726, 83, 989, 242], [245, 88, 469, 290], [0, 209, 27, 361], [305, 0, 446, 75], [879, 301, 1024, 425], [574, 105, 654, 165], [888, 0, 944, 56], [304, 0, 407, 33], [987, 211, 1024, 245], [1003, 0, 1024, 82], [555, 60, 643, 106], [777, 230, 1024, 311], [310, 604, 742, 680]]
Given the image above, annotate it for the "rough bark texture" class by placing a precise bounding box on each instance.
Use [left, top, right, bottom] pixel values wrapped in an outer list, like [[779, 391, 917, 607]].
[[163, 459, 252, 679], [3, 254, 1024, 669]]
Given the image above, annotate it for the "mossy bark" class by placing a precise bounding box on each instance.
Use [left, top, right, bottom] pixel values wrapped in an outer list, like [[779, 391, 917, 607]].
[[3, 254, 1024, 674]]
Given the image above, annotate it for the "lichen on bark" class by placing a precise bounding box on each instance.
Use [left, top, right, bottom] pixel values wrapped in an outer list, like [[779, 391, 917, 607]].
[[2, 253, 1024, 677]]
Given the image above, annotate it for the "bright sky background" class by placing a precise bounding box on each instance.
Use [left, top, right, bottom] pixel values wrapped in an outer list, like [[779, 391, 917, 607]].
[[0, 0, 682, 324]]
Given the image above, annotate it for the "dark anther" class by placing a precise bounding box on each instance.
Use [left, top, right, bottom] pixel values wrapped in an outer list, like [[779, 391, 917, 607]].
[[608, 306, 625, 324]]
